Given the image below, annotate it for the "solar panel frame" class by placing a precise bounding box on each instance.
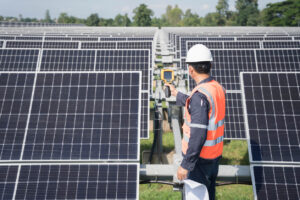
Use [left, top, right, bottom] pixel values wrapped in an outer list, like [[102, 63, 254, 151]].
[[0, 49, 40, 71], [42, 41, 79, 49], [251, 164, 300, 200], [0, 163, 139, 200], [241, 72, 300, 164], [255, 49, 300, 72], [5, 41, 43, 48], [21, 71, 142, 161], [262, 41, 300, 48]]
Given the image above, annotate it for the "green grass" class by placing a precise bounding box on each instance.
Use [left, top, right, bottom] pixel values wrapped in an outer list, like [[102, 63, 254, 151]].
[[140, 132, 253, 199]]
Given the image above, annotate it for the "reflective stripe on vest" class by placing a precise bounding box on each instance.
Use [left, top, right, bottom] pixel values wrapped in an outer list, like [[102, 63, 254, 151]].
[[184, 134, 224, 147]]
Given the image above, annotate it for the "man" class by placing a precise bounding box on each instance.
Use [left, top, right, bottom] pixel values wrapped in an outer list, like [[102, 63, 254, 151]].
[[165, 44, 226, 200]]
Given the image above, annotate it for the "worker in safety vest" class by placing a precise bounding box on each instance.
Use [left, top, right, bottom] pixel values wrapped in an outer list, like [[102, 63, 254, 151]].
[[165, 44, 225, 200]]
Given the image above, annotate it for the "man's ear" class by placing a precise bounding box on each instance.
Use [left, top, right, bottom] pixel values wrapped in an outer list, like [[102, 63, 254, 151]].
[[188, 65, 193, 76]]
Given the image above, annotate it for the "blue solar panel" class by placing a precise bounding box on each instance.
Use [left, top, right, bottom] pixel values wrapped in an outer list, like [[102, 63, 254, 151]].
[[6, 41, 42, 48], [22, 72, 141, 161], [0, 73, 35, 160], [0, 49, 39, 71], [241, 72, 300, 163], [0, 166, 18, 199]]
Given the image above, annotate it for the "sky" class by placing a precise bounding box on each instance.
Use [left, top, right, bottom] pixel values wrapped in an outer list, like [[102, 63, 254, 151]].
[[0, 0, 283, 20]]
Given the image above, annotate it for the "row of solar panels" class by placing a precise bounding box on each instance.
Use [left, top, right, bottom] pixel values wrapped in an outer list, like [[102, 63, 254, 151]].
[[241, 72, 300, 200], [180, 40, 300, 57], [0, 40, 153, 49], [0, 72, 142, 199], [0, 36, 154, 41], [0, 49, 151, 139]]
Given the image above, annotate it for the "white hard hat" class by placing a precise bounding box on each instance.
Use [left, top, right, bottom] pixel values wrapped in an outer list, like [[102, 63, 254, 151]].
[[186, 44, 213, 63]]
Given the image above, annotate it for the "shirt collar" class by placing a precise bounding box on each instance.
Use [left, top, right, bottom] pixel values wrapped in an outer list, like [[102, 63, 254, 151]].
[[197, 76, 213, 85]]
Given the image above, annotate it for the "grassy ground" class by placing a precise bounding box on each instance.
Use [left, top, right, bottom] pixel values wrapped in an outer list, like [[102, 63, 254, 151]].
[[140, 132, 253, 200]]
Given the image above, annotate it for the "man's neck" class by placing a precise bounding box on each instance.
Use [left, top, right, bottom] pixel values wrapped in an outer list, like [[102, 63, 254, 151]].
[[194, 74, 210, 85]]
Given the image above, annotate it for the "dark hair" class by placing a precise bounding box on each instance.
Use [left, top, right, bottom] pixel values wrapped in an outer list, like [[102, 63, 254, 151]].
[[189, 62, 211, 74]]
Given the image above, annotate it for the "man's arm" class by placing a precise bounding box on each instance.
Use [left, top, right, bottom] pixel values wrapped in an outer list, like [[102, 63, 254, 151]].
[[176, 92, 189, 106], [180, 92, 209, 171]]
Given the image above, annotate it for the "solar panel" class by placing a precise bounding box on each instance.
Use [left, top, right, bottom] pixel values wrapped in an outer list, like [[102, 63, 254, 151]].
[[256, 49, 300, 71], [189, 50, 257, 91], [295, 36, 300, 40], [225, 92, 246, 139], [45, 37, 71, 41], [0, 73, 35, 160], [0, 36, 15, 40], [141, 92, 149, 139], [263, 41, 300, 48], [3, 163, 138, 200], [117, 41, 152, 49], [100, 38, 127, 41], [127, 37, 153, 41], [22, 72, 141, 161], [16, 37, 42, 41], [0, 41, 3, 48], [6, 41, 43, 48], [40, 50, 95, 71], [208, 37, 234, 41], [0, 49, 39, 71], [241, 72, 300, 163], [251, 165, 300, 200], [71, 37, 98, 41], [43, 42, 79, 49], [224, 41, 260, 49], [95, 49, 150, 91], [0, 165, 18, 199], [81, 42, 116, 49], [264, 37, 292, 41], [237, 37, 264, 41]]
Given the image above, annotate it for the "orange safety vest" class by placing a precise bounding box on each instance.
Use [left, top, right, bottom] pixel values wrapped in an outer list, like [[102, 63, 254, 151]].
[[182, 79, 226, 160]]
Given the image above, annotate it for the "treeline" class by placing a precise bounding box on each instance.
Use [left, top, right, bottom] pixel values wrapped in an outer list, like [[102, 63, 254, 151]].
[[1, 0, 300, 27]]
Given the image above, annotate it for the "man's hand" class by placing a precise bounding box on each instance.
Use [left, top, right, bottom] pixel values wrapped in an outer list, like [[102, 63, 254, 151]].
[[177, 166, 188, 181], [165, 83, 178, 97]]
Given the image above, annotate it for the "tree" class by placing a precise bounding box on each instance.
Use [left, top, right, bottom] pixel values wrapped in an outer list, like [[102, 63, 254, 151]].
[[236, 0, 259, 26], [216, 0, 229, 25], [262, 0, 300, 26], [44, 10, 53, 23], [162, 5, 183, 26], [86, 13, 100, 26], [202, 13, 219, 26], [57, 13, 69, 23], [114, 14, 131, 26], [133, 4, 153, 26], [181, 9, 200, 26]]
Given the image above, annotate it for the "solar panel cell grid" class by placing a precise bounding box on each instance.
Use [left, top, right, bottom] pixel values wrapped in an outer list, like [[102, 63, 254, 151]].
[[0, 41, 2, 48], [223, 41, 260, 49], [252, 165, 300, 200], [15, 37, 43, 41], [0, 49, 39, 71], [0, 166, 18, 199], [81, 42, 116, 49], [95, 50, 149, 91], [256, 49, 300, 72], [71, 37, 98, 41], [141, 93, 149, 139], [23, 72, 140, 160], [6, 41, 43, 48], [0, 73, 35, 160], [263, 41, 300, 49], [15, 164, 138, 200], [40, 50, 95, 71], [45, 37, 71, 41], [242, 72, 300, 163], [225, 93, 246, 139], [43, 42, 79, 49]]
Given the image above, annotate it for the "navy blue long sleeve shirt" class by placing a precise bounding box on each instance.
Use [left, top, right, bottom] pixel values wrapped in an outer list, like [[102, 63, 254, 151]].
[[176, 77, 214, 171]]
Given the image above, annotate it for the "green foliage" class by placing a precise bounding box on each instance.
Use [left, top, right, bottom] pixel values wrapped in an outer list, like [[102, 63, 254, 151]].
[[162, 5, 183, 26], [44, 10, 53, 23], [114, 14, 131, 26], [236, 0, 259, 26], [57, 13, 81, 24], [86, 13, 100, 26], [262, 0, 300, 26], [133, 4, 153, 26], [182, 9, 201, 26], [202, 12, 219, 26], [216, 0, 229, 25]]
